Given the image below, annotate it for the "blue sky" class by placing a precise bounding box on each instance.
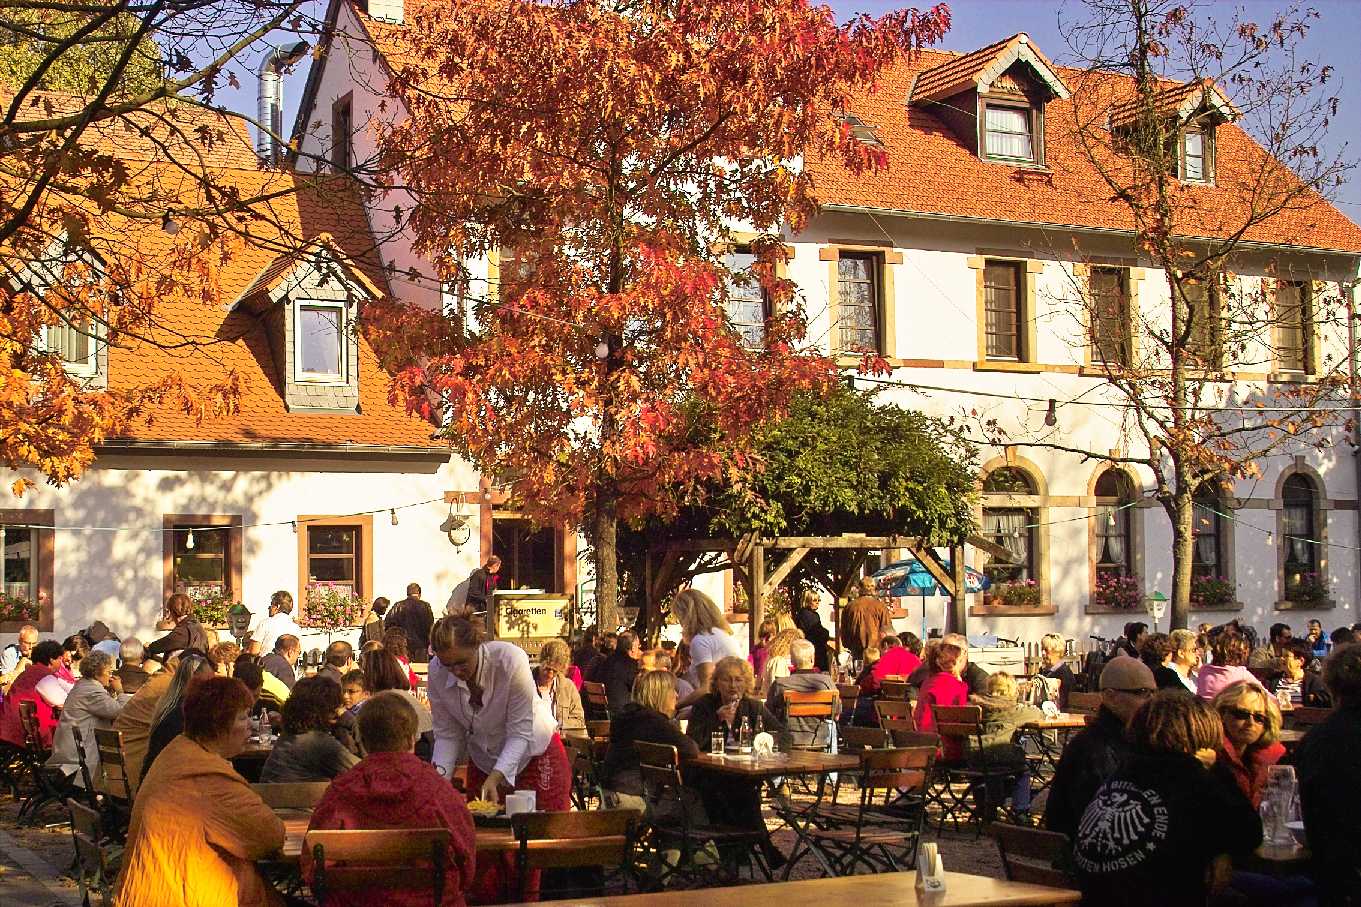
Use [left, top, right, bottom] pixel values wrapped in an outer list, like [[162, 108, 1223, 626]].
[[249, 0, 1360, 224]]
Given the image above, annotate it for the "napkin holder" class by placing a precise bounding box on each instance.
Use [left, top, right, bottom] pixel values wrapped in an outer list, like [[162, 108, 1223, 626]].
[[752, 731, 775, 757], [915, 842, 946, 893]]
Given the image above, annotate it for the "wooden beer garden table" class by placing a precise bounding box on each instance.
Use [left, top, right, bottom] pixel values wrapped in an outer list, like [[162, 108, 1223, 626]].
[[272, 809, 537, 863], [507, 869, 1081, 907], [1020, 714, 1088, 791]]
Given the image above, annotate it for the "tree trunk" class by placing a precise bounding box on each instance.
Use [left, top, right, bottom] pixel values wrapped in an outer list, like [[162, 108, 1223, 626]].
[[1169, 487, 1195, 630], [592, 494, 619, 632]]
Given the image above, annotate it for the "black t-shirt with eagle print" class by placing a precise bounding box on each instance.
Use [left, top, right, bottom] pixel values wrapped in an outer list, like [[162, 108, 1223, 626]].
[[1074, 750, 1262, 907]]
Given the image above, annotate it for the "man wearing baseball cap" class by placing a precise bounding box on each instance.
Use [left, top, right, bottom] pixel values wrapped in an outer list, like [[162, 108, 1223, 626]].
[[1044, 655, 1157, 838]]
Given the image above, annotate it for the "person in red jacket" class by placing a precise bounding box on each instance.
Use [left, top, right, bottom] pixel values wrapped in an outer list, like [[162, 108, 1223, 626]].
[[0, 640, 65, 749], [305, 690, 477, 907], [859, 634, 922, 695], [914, 640, 970, 761]]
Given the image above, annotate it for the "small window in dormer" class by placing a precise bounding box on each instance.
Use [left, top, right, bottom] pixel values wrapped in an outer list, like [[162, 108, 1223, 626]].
[[296, 300, 346, 382], [1181, 128, 1213, 183], [983, 103, 1034, 162], [42, 319, 98, 377]]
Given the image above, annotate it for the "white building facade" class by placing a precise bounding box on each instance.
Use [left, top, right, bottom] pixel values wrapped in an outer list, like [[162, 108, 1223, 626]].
[[288, 1, 1361, 641]]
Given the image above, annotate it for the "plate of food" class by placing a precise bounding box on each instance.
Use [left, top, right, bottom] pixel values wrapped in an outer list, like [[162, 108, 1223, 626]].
[[466, 798, 511, 827]]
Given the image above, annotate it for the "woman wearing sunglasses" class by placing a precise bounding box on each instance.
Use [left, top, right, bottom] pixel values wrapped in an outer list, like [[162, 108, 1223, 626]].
[[1212, 680, 1285, 809]]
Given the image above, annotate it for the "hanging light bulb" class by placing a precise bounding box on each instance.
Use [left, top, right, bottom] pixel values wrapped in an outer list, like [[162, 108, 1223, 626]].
[[161, 210, 180, 235], [1266, 531, 1274, 545], [1106, 508, 1117, 528], [390, 508, 399, 526], [291, 520, 298, 534], [186, 528, 195, 550], [1044, 399, 1058, 427], [594, 340, 611, 360]]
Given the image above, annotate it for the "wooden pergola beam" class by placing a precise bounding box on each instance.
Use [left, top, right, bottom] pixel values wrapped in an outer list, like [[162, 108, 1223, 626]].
[[761, 547, 810, 598]]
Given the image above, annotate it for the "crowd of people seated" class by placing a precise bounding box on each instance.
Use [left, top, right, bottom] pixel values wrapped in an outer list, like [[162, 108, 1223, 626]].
[[5, 582, 1361, 907]]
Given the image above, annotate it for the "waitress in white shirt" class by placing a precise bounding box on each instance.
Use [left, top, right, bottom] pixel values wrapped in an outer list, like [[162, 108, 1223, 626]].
[[673, 588, 743, 707], [429, 616, 569, 902], [428, 616, 569, 806]]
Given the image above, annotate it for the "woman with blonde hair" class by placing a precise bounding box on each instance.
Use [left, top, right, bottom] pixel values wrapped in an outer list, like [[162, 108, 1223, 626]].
[[684, 656, 786, 869], [671, 588, 741, 704], [757, 628, 804, 697], [1211, 680, 1284, 808], [792, 588, 832, 670], [600, 670, 698, 811]]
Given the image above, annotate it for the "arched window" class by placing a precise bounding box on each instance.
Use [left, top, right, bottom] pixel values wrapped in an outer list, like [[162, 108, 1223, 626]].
[[1282, 474, 1319, 600], [1191, 488, 1224, 579], [1094, 470, 1134, 582], [982, 467, 1037, 587]]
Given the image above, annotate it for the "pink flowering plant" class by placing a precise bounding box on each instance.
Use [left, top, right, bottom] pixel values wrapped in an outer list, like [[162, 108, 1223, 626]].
[[302, 583, 365, 630], [0, 592, 36, 622], [187, 589, 237, 627], [1190, 575, 1235, 608], [1090, 573, 1142, 610], [992, 578, 1042, 607]]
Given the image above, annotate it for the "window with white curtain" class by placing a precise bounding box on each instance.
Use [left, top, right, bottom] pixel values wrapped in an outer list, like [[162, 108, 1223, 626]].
[[1282, 475, 1319, 599], [981, 467, 1037, 586], [724, 248, 769, 348], [1094, 470, 1134, 581], [984, 104, 1034, 162], [1191, 489, 1224, 578]]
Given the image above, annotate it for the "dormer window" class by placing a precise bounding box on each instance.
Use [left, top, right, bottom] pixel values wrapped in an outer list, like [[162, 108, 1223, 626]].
[[1179, 127, 1214, 184], [41, 319, 99, 377], [296, 300, 347, 382], [983, 103, 1035, 162]]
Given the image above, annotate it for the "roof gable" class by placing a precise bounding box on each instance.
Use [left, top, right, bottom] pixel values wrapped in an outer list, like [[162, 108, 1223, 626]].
[[232, 233, 384, 312], [1107, 78, 1238, 130], [909, 33, 1070, 104]]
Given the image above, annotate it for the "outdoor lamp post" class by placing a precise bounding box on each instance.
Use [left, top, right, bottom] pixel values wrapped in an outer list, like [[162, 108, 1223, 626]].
[[1145, 591, 1168, 633]]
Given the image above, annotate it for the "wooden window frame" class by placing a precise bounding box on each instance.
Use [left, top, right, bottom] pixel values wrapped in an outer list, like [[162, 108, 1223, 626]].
[[973, 456, 1052, 616], [982, 259, 1025, 360], [1272, 279, 1314, 376], [1179, 127, 1214, 184], [297, 514, 373, 621], [0, 510, 54, 632], [980, 101, 1037, 164], [1088, 267, 1132, 367], [331, 93, 353, 173], [724, 245, 772, 349], [1179, 273, 1223, 370], [162, 514, 243, 605], [835, 251, 882, 355], [971, 254, 1041, 367], [821, 245, 899, 359], [1086, 468, 1146, 613], [1275, 467, 1330, 610]]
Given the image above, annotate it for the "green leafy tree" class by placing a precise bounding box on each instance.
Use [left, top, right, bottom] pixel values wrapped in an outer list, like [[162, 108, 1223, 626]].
[[0, 9, 161, 95], [619, 385, 978, 622]]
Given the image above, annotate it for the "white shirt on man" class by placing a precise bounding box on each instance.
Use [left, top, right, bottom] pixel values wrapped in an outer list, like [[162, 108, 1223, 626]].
[[252, 610, 304, 656], [428, 640, 556, 786]]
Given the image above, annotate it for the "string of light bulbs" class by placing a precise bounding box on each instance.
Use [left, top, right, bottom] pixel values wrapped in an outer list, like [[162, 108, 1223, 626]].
[[1193, 499, 1361, 552], [0, 496, 447, 536]]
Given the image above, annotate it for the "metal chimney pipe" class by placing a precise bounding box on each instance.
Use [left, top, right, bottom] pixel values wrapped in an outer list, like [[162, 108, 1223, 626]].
[[256, 40, 310, 167]]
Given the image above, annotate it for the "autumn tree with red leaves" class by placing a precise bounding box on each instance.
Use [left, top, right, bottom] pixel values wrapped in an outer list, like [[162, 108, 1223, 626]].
[[370, 0, 951, 628]]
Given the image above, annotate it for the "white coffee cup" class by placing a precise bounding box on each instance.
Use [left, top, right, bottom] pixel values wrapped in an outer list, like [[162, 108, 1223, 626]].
[[505, 790, 537, 816]]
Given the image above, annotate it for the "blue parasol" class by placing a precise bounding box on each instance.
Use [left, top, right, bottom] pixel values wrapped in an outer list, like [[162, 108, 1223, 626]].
[[870, 556, 990, 598], [870, 555, 991, 641]]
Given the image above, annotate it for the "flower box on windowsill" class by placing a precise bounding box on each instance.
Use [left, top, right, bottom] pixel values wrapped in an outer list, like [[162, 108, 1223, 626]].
[[1188, 600, 1242, 613], [1085, 602, 1146, 615], [971, 595, 1056, 617], [1275, 597, 1335, 612]]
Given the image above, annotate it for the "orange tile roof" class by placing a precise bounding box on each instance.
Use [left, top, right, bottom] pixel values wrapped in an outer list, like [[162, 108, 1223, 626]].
[[98, 168, 442, 449], [4, 93, 442, 450], [809, 48, 1361, 253]]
